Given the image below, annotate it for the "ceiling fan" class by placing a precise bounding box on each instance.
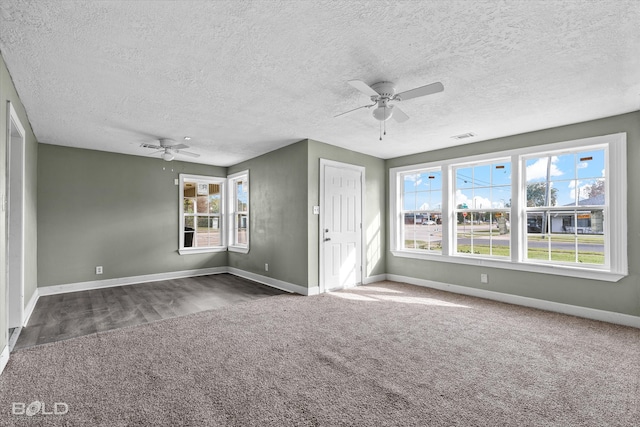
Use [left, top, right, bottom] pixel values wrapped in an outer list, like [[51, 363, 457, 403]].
[[140, 138, 200, 161], [336, 79, 444, 139]]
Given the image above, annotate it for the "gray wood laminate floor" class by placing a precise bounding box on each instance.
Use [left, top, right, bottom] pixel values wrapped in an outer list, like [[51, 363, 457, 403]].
[[13, 274, 288, 351]]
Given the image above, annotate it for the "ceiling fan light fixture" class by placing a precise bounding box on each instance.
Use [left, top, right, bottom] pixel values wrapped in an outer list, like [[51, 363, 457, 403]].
[[162, 151, 175, 161], [372, 104, 394, 121]]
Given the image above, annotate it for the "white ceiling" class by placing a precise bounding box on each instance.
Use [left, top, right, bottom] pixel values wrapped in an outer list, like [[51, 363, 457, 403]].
[[1, 1, 639, 166]]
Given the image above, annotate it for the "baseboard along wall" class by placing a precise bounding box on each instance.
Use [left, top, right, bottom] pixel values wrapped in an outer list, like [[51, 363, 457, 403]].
[[25, 267, 316, 328]]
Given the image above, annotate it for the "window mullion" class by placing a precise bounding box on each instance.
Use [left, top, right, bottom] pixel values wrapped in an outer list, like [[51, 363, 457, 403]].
[[511, 154, 522, 263], [441, 164, 451, 255]]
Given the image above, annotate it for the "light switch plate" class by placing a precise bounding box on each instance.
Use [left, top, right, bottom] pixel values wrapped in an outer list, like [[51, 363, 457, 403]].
[[313, 206, 320, 215]]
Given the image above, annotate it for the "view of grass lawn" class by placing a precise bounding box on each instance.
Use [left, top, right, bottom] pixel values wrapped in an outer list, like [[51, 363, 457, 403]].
[[527, 234, 605, 244], [455, 231, 605, 245], [456, 244, 510, 257], [457, 244, 604, 264], [538, 248, 604, 264], [404, 240, 442, 251], [407, 241, 604, 265]]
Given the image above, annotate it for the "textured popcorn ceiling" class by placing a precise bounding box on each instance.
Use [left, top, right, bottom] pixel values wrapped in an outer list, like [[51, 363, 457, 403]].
[[0, 1, 639, 166]]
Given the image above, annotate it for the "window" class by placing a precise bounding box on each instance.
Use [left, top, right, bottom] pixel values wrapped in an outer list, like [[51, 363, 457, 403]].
[[228, 170, 249, 253], [453, 160, 511, 258], [390, 133, 627, 281], [524, 149, 606, 266], [400, 168, 442, 252], [179, 172, 251, 254], [179, 174, 225, 254]]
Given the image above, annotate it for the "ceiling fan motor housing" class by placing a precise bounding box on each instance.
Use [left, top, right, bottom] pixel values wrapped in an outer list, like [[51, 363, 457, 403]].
[[370, 81, 397, 100], [159, 138, 175, 147]]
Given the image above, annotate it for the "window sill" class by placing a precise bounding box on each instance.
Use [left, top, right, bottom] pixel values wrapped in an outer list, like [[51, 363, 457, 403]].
[[390, 250, 626, 282], [228, 245, 249, 254], [179, 247, 227, 255]]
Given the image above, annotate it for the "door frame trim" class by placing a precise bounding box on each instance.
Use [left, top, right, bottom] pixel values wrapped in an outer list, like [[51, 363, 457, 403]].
[[6, 102, 26, 330], [319, 158, 365, 294]]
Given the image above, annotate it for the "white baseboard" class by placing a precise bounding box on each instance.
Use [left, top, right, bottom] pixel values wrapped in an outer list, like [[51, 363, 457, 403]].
[[385, 274, 640, 329], [363, 274, 387, 285], [38, 267, 228, 297], [36, 267, 314, 300], [227, 267, 317, 296], [0, 345, 9, 376]]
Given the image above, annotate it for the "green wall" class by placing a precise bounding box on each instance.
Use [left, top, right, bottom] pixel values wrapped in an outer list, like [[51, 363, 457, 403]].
[[37, 145, 227, 286], [228, 140, 310, 287], [227, 139, 387, 290], [0, 54, 39, 353], [386, 111, 640, 316]]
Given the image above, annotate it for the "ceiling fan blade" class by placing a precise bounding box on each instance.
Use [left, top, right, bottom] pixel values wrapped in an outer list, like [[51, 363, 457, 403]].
[[171, 143, 190, 150], [148, 150, 164, 155], [396, 81, 444, 101], [392, 106, 409, 123], [348, 80, 380, 97], [141, 143, 162, 150], [334, 103, 375, 118], [177, 150, 200, 158]]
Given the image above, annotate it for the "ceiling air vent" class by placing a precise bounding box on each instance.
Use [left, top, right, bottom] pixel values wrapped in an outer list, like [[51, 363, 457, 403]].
[[450, 132, 476, 140]]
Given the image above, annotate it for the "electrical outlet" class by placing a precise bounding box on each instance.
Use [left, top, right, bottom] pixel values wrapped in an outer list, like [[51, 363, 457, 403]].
[[96, 266, 103, 275], [480, 273, 488, 284], [265, 263, 269, 272]]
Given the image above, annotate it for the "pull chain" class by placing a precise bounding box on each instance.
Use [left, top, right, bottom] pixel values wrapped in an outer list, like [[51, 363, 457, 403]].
[[379, 104, 388, 141], [384, 104, 387, 136]]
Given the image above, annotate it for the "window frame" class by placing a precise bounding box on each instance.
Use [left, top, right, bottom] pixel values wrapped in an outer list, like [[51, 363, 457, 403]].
[[399, 167, 443, 253], [521, 145, 609, 269], [389, 132, 627, 282], [179, 174, 226, 255], [451, 157, 512, 260], [227, 170, 250, 253]]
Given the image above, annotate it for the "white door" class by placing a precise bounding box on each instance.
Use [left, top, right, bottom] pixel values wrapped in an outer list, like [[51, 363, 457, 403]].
[[320, 159, 363, 292]]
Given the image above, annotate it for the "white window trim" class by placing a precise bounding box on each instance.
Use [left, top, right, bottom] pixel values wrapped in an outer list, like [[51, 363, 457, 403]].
[[227, 170, 250, 254], [390, 132, 627, 282], [178, 174, 226, 255]]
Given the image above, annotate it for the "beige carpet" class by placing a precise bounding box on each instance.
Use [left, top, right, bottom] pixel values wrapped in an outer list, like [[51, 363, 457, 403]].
[[1, 281, 638, 426]]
